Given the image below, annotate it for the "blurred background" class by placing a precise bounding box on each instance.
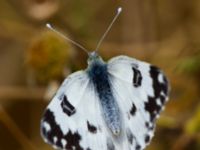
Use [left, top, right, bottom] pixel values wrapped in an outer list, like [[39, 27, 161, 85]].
[[0, 0, 200, 150]]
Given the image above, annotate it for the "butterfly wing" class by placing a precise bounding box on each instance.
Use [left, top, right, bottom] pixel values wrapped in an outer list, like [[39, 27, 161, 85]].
[[107, 55, 169, 150], [41, 55, 169, 150], [41, 71, 110, 150]]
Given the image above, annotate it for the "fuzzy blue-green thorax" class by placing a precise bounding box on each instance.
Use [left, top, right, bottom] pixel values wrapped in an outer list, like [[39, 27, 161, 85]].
[[86, 51, 122, 136]]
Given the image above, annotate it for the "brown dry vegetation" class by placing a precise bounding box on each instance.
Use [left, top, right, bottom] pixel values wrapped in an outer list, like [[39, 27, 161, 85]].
[[0, 0, 200, 150]]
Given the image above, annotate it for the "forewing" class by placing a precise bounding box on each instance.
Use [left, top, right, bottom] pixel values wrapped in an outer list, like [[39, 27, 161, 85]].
[[107, 55, 169, 149], [41, 71, 109, 150]]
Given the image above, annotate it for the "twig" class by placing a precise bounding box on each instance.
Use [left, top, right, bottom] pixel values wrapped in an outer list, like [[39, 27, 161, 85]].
[[0, 105, 37, 150], [0, 86, 45, 101]]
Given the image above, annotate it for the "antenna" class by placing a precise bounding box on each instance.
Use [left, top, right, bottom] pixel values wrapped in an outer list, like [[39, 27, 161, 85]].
[[46, 23, 89, 54], [95, 7, 122, 52]]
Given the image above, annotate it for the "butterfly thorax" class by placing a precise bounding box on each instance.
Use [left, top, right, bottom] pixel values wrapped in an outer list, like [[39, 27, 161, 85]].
[[87, 52, 122, 136]]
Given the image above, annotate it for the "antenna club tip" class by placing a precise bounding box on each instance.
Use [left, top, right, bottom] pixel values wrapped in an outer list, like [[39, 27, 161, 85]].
[[117, 7, 122, 13], [46, 23, 52, 28]]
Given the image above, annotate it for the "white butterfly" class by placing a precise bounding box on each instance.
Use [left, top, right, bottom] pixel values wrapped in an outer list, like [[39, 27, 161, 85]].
[[41, 7, 169, 150]]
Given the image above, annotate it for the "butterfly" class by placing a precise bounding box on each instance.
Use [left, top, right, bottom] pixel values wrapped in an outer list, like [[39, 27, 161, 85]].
[[40, 7, 169, 150]]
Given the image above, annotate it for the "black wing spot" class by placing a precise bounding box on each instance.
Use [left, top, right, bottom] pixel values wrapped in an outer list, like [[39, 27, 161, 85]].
[[130, 103, 137, 116], [145, 97, 162, 122], [126, 128, 142, 148], [41, 109, 63, 147], [136, 144, 141, 150], [126, 128, 134, 144], [41, 109, 83, 150], [145, 122, 154, 131], [160, 95, 166, 105], [150, 66, 169, 97], [145, 134, 150, 144], [61, 95, 76, 116], [65, 130, 82, 150], [145, 66, 169, 122], [87, 121, 97, 134], [132, 67, 142, 87]]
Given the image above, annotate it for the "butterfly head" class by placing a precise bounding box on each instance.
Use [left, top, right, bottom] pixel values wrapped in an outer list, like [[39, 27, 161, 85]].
[[87, 51, 103, 66]]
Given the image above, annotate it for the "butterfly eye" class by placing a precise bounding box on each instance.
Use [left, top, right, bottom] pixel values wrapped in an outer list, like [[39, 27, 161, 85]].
[[87, 52, 100, 64], [87, 57, 92, 65], [95, 55, 100, 59]]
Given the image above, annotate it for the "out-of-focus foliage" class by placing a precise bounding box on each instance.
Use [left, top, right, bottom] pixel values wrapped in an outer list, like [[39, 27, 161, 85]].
[[0, 0, 200, 150], [185, 105, 200, 134], [181, 55, 200, 73], [25, 31, 74, 84], [179, 51, 200, 79]]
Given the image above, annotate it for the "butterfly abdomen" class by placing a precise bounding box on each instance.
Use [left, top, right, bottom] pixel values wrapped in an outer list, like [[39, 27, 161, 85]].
[[87, 60, 122, 135]]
